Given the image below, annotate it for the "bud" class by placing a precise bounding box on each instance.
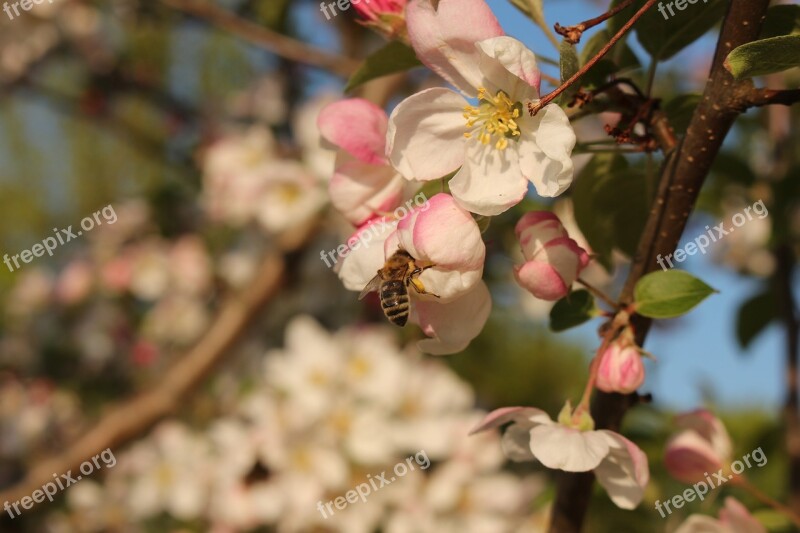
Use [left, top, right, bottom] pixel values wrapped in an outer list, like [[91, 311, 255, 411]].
[[596, 340, 645, 394], [664, 409, 732, 484], [513, 212, 589, 301], [352, 0, 408, 39]]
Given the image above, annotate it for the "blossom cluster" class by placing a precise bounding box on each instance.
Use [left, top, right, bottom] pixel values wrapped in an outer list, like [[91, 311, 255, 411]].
[[45, 317, 544, 532], [319, 0, 582, 355]]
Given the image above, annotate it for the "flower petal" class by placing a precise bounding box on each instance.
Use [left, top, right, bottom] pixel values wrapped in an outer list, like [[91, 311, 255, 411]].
[[406, 0, 504, 95], [475, 36, 541, 101], [387, 88, 468, 181], [720, 497, 766, 533], [674, 409, 733, 463], [595, 431, 650, 510], [318, 98, 388, 165], [518, 106, 576, 198], [529, 425, 609, 472], [450, 142, 528, 216], [411, 281, 491, 355], [330, 154, 405, 225], [469, 406, 552, 435], [394, 193, 485, 299], [664, 430, 725, 484], [336, 218, 398, 291]]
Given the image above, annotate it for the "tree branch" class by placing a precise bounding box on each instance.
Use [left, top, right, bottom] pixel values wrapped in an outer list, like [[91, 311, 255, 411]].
[[0, 217, 317, 505], [548, 1, 772, 531], [741, 88, 800, 109], [159, 0, 360, 77]]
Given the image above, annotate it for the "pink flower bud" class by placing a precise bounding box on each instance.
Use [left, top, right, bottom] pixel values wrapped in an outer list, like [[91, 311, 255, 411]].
[[664, 409, 732, 484], [352, 0, 406, 22], [513, 212, 589, 301], [596, 342, 645, 394]]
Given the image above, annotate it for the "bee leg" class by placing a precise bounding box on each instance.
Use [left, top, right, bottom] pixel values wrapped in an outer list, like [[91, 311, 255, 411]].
[[408, 276, 440, 298]]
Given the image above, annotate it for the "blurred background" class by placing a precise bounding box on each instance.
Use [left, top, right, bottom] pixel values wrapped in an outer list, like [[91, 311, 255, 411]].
[[0, 0, 797, 531]]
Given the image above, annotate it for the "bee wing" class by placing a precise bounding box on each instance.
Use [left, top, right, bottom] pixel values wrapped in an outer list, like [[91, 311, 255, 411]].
[[358, 275, 382, 300]]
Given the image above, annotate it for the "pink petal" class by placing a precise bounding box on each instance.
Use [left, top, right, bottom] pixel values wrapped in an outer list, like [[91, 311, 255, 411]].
[[664, 430, 725, 484], [318, 98, 388, 165], [330, 154, 404, 225], [720, 497, 766, 533], [449, 142, 529, 216], [595, 431, 650, 510], [514, 260, 570, 301], [674, 409, 733, 462], [387, 87, 468, 181], [398, 193, 485, 269], [514, 211, 561, 237], [412, 280, 491, 355], [406, 0, 504, 95], [529, 424, 609, 472], [475, 36, 541, 100]]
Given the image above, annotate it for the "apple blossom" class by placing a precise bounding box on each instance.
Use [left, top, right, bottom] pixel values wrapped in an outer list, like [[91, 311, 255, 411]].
[[471, 404, 650, 510], [318, 98, 407, 225], [338, 194, 489, 354], [386, 0, 576, 216], [596, 339, 646, 394], [353, 0, 406, 21], [514, 211, 590, 301], [674, 497, 766, 533], [664, 409, 733, 484]]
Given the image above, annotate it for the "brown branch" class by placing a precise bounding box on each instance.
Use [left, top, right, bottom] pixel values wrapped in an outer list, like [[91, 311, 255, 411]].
[[776, 246, 800, 511], [554, 0, 636, 44], [159, 0, 360, 77], [548, 1, 772, 531], [0, 247, 291, 505], [741, 88, 800, 109], [529, 0, 659, 116]]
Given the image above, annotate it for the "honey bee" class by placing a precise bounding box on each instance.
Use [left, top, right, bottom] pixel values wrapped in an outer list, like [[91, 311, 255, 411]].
[[359, 249, 439, 326]]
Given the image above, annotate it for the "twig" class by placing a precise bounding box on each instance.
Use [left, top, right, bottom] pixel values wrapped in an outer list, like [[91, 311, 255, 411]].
[[576, 277, 620, 310], [741, 88, 800, 109], [554, 0, 636, 44], [529, 0, 660, 116], [159, 0, 360, 77], [732, 476, 800, 527]]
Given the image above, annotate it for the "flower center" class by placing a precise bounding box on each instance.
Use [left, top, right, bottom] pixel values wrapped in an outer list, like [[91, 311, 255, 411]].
[[463, 88, 523, 151]]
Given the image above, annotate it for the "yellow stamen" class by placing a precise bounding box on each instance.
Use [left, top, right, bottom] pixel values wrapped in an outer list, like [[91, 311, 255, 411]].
[[463, 88, 523, 152]]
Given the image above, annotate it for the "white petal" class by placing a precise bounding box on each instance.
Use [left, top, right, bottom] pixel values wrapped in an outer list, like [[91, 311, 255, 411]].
[[336, 218, 398, 291], [387, 88, 468, 181], [330, 154, 405, 225], [475, 36, 541, 101], [595, 431, 650, 510], [529, 425, 609, 472], [450, 141, 528, 216], [412, 281, 491, 355]]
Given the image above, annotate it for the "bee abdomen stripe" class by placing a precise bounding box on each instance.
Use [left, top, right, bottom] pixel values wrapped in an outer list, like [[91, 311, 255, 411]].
[[385, 306, 409, 317]]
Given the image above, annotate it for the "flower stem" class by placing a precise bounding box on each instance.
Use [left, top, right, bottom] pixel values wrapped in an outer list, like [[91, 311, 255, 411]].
[[732, 476, 800, 527], [529, 0, 660, 116], [576, 277, 620, 310], [554, 0, 636, 44]]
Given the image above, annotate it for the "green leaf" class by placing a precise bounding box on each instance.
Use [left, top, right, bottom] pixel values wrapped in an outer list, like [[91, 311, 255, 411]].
[[345, 41, 422, 93], [634, 0, 727, 60], [509, 0, 547, 28], [579, 30, 640, 88], [550, 290, 597, 332], [725, 35, 800, 79], [573, 154, 628, 270], [607, 0, 638, 36], [559, 41, 580, 105], [662, 94, 701, 134], [634, 270, 717, 319], [760, 5, 800, 39], [736, 291, 776, 348]]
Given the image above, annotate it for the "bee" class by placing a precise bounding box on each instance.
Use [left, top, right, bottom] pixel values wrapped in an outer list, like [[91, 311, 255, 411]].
[[359, 249, 439, 327]]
